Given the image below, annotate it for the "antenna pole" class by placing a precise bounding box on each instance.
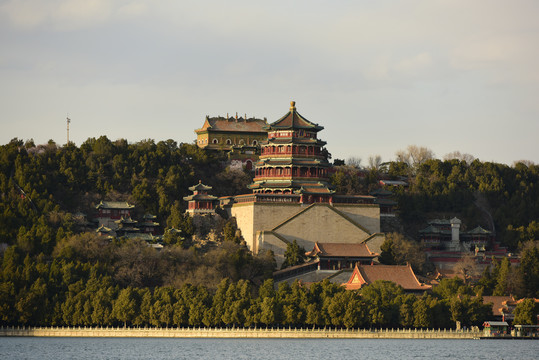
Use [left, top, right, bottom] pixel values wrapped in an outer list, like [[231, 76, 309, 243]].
[[66, 116, 71, 144]]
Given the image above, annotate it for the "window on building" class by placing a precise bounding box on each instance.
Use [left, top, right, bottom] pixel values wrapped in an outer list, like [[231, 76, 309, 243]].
[[213, 139, 218, 144]]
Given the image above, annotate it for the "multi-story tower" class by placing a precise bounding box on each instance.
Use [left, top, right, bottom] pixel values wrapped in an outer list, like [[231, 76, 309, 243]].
[[249, 101, 334, 203]]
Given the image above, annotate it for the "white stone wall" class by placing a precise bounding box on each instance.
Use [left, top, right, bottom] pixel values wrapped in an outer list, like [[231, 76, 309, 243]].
[[362, 233, 386, 255], [334, 205, 380, 233], [270, 205, 372, 254], [257, 231, 287, 266], [231, 202, 300, 252], [231, 202, 381, 263]]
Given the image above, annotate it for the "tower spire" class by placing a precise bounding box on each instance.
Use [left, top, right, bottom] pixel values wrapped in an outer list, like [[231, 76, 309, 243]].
[[66, 115, 71, 144]]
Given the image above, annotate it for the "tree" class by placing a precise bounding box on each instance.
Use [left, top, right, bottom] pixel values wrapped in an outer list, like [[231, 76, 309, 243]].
[[493, 257, 511, 296], [112, 287, 138, 327], [361, 280, 403, 327], [367, 155, 382, 171], [0, 281, 17, 324], [379, 233, 429, 274], [258, 278, 275, 300], [443, 151, 475, 164], [330, 166, 363, 195], [412, 298, 430, 328], [453, 255, 479, 284], [223, 219, 241, 244], [519, 240, 539, 297], [379, 236, 396, 265], [91, 286, 115, 326], [282, 240, 306, 269], [15, 278, 48, 325], [395, 145, 434, 174], [433, 278, 473, 299], [476, 265, 496, 296], [449, 295, 491, 328], [346, 157, 362, 168], [513, 298, 538, 325], [260, 297, 277, 326]]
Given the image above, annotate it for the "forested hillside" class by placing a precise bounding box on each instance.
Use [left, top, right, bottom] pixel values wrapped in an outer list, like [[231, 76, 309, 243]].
[[1, 138, 538, 327], [332, 156, 539, 250], [0, 137, 252, 253]]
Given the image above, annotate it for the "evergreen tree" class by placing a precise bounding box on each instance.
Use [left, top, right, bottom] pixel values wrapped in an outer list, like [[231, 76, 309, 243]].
[[513, 298, 538, 325]]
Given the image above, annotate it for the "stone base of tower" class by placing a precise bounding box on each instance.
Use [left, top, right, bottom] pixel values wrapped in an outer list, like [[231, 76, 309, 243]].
[[221, 194, 383, 268]]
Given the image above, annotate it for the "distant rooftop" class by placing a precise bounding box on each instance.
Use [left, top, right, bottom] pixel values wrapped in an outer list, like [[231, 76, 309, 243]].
[[95, 201, 134, 210]]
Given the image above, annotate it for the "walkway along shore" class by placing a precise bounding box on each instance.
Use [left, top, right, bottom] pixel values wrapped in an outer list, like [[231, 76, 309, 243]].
[[0, 326, 481, 339]]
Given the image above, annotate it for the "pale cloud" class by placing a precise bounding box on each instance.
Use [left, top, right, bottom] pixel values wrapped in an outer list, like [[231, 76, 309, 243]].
[[0, 0, 144, 30], [451, 35, 539, 84], [0, 0, 50, 29], [363, 55, 391, 81], [53, 0, 112, 30], [394, 53, 433, 74], [117, 1, 147, 18]]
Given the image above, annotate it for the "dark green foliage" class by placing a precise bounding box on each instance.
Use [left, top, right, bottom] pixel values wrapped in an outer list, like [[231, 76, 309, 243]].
[[390, 159, 539, 250], [0, 138, 536, 328], [0, 239, 498, 329], [330, 166, 365, 194], [379, 233, 431, 275], [519, 241, 539, 297], [360, 280, 403, 327], [0, 138, 237, 253], [513, 298, 539, 325], [223, 219, 241, 244], [282, 240, 306, 269]]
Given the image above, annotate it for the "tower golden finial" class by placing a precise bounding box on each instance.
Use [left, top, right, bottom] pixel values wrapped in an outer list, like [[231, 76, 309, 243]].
[[290, 101, 296, 111]]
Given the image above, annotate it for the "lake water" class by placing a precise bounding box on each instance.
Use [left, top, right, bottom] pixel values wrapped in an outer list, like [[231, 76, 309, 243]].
[[0, 337, 537, 360]]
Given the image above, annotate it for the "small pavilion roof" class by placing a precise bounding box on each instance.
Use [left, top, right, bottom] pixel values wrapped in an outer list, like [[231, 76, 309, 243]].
[[183, 194, 218, 201], [483, 321, 509, 327], [379, 179, 408, 186], [115, 217, 138, 225], [268, 101, 323, 131], [295, 185, 334, 194], [189, 180, 213, 192], [344, 264, 431, 291], [306, 242, 378, 258], [96, 201, 134, 210], [369, 188, 393, 197], [466, 226, 492, 235], [96, 225, 113, 233]]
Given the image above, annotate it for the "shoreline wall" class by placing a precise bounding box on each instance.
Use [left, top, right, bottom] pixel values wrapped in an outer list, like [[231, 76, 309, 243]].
[[0, 326, 481, 339]]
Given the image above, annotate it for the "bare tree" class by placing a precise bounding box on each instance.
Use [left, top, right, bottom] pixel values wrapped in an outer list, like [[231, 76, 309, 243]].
[[443, 151, 475, 164], [395, 145, 434, 174], [368, 155, 383, 171], [395, 149, 410, 164], [453, 255, 479, 284], [407, 145, 434, 168], [346, 156, 362, 169]]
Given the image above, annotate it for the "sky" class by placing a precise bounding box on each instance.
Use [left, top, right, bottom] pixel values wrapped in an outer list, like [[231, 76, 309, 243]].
[[1, 0, 538, 165]]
